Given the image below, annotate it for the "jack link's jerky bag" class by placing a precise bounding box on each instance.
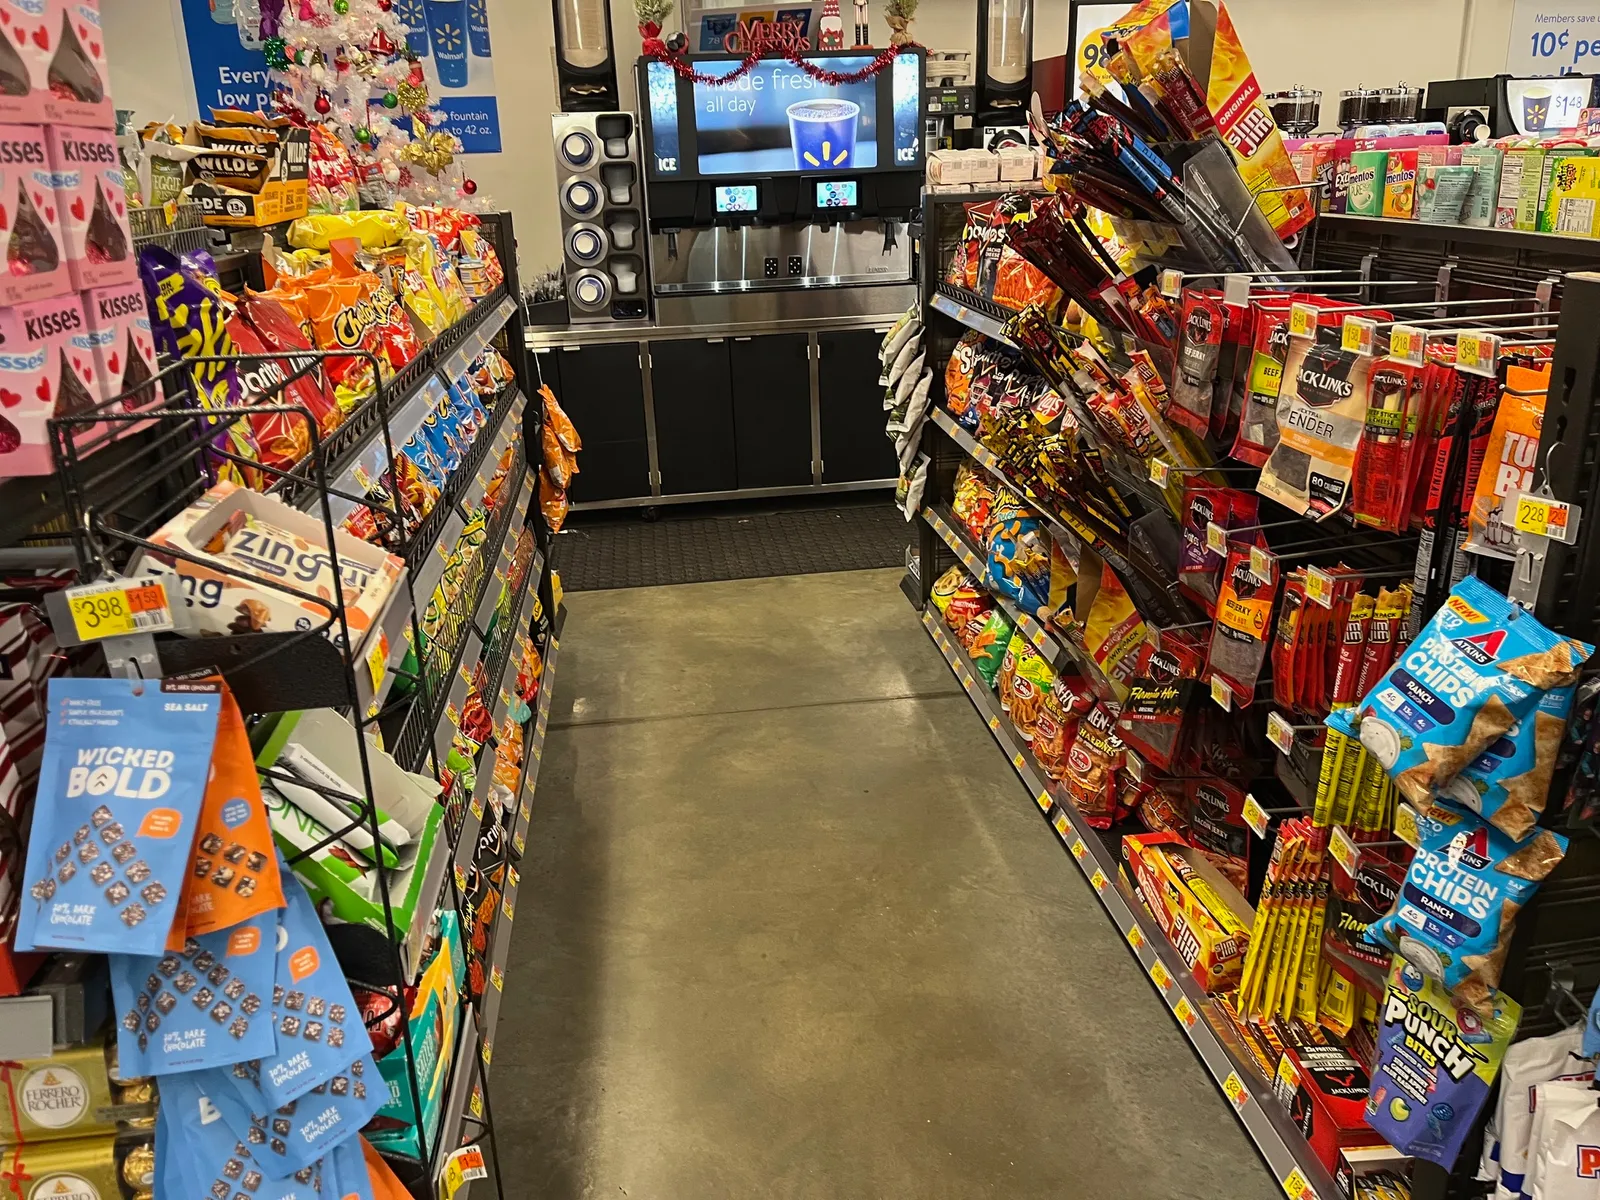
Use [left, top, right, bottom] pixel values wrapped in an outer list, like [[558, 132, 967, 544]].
[[1366, 958, 1520, 1169], [1365, 800, 1566, 1008], [17, 675, 222, 955], [1260, 335, 1379, 520], [1169, 290, 1224, 435], [109, 907, 279, 1075], [1329, 575, 1590, 809]]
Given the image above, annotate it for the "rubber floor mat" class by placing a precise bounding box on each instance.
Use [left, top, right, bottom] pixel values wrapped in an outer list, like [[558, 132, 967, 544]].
[[553, 501, 910, 591]]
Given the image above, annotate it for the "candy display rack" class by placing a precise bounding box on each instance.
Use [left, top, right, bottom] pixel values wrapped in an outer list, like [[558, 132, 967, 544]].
[[905, 173, 1600, 1200], [34, 211, 554, 1200]]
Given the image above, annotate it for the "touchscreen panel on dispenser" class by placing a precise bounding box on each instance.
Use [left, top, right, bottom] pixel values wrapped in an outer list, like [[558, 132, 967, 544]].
[[714, 184, 759, 213], [817, 180, 859, 208]]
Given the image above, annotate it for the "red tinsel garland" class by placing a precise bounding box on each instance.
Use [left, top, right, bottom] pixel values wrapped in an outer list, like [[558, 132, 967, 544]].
[[648, 42, 921, 87]]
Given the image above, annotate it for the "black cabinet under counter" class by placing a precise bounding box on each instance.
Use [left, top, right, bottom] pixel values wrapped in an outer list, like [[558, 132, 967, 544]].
[[526, 315, 904, 511]]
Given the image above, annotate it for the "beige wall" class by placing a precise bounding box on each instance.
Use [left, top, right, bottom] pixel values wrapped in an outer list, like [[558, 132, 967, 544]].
[[108, 0, 1526, 279]]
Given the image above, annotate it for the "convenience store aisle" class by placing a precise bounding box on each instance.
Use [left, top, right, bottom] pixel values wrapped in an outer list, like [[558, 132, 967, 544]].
[[495, 568, 1278, 1199]]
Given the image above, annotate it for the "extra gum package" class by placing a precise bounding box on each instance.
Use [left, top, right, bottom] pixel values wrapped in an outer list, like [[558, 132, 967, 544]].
[[109, 907, 279, 1075], [16, 675, 221, 956]]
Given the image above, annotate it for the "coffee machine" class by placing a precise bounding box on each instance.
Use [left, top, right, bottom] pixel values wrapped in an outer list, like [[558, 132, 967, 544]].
[[636, 49, 926, 324]]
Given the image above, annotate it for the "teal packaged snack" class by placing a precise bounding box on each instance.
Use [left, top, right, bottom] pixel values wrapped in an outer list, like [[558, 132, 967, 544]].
[[1366, 958, 1520, 1169], [1365, 801, 1566, 1009], [246, 860, 369, 1107], [1450, 680, 1577, 841], [109, 908, 280, 1075], [17, 676, 222, 955], [212, 1047, 383, 1175], [1328, 576, 1589, 811], [159, 1072, 326, 1200]]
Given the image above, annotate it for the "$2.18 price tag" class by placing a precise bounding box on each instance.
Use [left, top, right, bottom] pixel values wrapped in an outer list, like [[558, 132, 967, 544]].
[[64, 578, 174, 643], [1388, 323, 1426, 366]]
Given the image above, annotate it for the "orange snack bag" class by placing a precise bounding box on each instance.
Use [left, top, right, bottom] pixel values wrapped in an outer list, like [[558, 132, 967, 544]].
[[1465, 362, 1550, 561]]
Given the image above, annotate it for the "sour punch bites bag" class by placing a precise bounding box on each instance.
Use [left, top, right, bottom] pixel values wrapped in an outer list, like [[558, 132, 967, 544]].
[[109, 908, 279, 1075], [1332, 576, 1590, 809], [17, 676, 221, 955], [1366, 801, 1566, 1007]]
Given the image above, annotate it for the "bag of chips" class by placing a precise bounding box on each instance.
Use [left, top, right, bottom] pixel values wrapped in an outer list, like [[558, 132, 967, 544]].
[[1366, 801, 1566, 1007], [109, 908, 279, 1075], [1331, 576, 1590, 808], [540, 472, 570, 534], [306, 123, 360, 215], [968, 609, 1014, 689], [986, 496, 1055, 619], [1009, 640, 1055, 743], [1064, 704, 1127, 828], [17, 676, 222, 956], [238, 293, 343, 438], [945, 332, 988, 422], [1366, 958, 1520, 1168], [1083, 561, 1149, 699], [1034, 677, 1092, 781]]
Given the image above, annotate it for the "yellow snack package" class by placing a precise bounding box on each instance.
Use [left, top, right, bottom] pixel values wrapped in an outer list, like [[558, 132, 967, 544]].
[[1083, 561, 1149, 699], [286, 209, 409, 251]]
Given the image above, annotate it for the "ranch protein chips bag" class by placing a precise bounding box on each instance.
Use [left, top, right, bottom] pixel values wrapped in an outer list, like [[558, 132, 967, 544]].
[[17, 676, 222, 956], [1366, 958, 1520, 1169]]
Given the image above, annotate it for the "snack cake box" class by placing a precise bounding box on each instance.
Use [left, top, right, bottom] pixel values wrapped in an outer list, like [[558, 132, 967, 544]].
[[44, 125, 133, 290], [0, 290, 106, 478], [81, 278, 161, 420], [132, 479, 406, 658], [0, 123, 70, 304], [42, 0, 113, 129]]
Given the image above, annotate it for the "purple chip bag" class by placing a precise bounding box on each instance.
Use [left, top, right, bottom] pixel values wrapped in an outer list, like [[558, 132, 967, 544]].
[[17, 676, 221, 956], [1365, 959, 1521, 1169]]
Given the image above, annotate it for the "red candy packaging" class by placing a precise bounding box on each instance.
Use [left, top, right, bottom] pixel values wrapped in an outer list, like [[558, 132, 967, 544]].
[[0, 0, 52, 122], [0, 292, 105, 476], [225, 313, 315, 472], [43, 0, 113, 128], [0, 123, 69, 304], [45, 124, 133, 291]]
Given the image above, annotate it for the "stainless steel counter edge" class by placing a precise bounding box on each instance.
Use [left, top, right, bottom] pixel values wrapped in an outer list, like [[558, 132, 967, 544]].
[[524, 310, 913, 349]]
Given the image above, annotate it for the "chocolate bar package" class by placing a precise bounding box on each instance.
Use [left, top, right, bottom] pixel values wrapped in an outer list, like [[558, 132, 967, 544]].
[[0, 0, 52, 124], [45, 124, 134, 291], [0, 1131, 123, 1197], [244, 861, 369, 1107], [0, 123, 70, 304], [0, 1037, 120, 1145], [109, 906, 279, 1075], [213, 1046, 384, 1174], [0, 291, 107, 478], [16, 675, 221, 956], [81, 279, 162, 420], [157, 1072, 326, 1200], [42, 0, 113, 128]]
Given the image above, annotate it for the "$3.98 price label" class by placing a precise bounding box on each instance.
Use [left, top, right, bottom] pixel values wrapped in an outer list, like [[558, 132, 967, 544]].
[[65, 579, 174, 642]]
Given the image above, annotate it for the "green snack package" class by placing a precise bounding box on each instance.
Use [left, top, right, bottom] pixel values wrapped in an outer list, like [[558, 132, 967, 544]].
[[968, 609, 1014, 690], [1346, 150, 1388, 216]]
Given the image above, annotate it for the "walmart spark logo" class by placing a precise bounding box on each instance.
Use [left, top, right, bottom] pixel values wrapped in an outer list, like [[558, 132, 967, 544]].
[[469, 0, 488, 29], [803, 142, 849, 167], [393, 0, 423, 29], [433, 21, 464, 54]]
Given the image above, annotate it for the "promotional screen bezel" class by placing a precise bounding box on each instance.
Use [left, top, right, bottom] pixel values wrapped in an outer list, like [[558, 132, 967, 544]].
[[640, 48, 924, 183]]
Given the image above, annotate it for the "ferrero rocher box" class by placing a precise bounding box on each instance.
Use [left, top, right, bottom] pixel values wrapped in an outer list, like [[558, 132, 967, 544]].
[[0, 1042, 117, 1146], [0, 1133, 122, 1199]]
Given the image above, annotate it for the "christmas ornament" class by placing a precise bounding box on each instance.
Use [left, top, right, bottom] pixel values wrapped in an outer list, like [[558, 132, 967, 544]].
[[401, 119, 457, 175], [396, 79, 428, 110], [314, 90, 332, 115], [378, 0, 392, 8], [264, 36, 289, 69], [382, 91, 399, 108], [666, 31, 688, 53], [818, 0, 843, 48], [370, 28, 397, 55], [462, 178, 477, 195], [884, 0, 916, 45], [408, 63, 425, 86], [298, 0, 313, 17], [333, 0, 348, 12], [355, 125, 372, 143]]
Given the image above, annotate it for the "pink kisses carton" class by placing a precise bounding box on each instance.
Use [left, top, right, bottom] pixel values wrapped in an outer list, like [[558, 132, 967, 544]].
[[0, 291, 105, 476], [82, 279, 161, 423], [42, 0, 112, 129], [0, 123, 70, 303], [0, 0, 53, 124], [45, 124, 131, 289]]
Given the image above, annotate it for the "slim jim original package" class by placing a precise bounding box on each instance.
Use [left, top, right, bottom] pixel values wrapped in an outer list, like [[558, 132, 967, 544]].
[[17, 676, 222, 956]]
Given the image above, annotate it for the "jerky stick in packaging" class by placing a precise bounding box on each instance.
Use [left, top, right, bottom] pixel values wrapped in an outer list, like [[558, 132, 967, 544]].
[[1272, 576, 1305, 711], [1206, 545, 1277, 700], [1353, 587, 1407, 701], [1232, 303, 1291, 466], [1330, 592, 1374, 709], [1352, 361, 1420, 533]]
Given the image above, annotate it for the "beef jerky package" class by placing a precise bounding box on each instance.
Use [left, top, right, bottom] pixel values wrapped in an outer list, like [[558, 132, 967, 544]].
[[1178, 484, 1258, 615], [1367, 958, 1519, 1168], [1366, 800, 1566, 1007], [16, 675, 221, 956], [1260, 333, 1378, 520], [1447, 372, 1508, 588], [1117, 636, 1203, 770], [1170, 289, 1225, 435], [1329, 575, 1590, 808], [1272, 575, 1307, 712], [246, 860, 370, 1107], [1325, 852, 1402, 968], [1186, 776, 1250, 893], [1206, 546, 1278, 700], [1231, 303, 1291, 465], [1213, 297, 1254, 444], [109, 907, 279, 1075], [1352, 360, 1425, 534]]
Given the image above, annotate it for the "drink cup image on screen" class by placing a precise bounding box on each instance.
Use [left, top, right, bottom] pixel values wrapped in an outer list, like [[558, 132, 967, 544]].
[[1522, 86, 1551, 133], [789, 99, 861, 170]]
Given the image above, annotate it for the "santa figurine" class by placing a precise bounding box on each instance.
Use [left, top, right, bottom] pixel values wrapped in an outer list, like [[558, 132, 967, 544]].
[[818, 0, 844, 49], [853, 0, 870, 47]]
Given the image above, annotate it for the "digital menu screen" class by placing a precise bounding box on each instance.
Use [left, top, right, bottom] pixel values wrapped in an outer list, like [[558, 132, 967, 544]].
[[816, 180, 858, 208], [714, 184, 759, 212]]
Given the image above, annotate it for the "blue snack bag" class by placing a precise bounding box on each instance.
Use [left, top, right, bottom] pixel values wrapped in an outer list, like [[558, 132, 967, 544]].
[[422, 406, 463, 475], [209, 1047, 383, 1175], [1366, 958, 1520, 1169], [1449, 681, 1578, 842], [451, 374, 489, 435], [1330, 577, 1589, 810], [246, 862, 370, 1107], [159, 1071, 327, 1199], [16, 676, 222, 955], [328, 1133, 376, 1200], [109, 907, 280, 1074], [1365, 801, 1567, 1005]]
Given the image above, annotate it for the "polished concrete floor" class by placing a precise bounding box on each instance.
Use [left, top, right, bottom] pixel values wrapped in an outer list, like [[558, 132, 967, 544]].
[[495, 568, 1279, 1200]]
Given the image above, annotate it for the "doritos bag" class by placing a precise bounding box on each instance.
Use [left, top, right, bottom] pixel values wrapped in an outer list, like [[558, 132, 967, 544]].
[[239, 292, 343, 438]]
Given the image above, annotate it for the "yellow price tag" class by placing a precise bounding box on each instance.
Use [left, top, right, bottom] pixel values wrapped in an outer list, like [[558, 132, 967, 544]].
[[365, 631, 390, 694], [1036, 790, 1051, 812], [1340, 315, 1376, 356], [1011, 751, 1026, 770], [481, 1039, 492, 1066], [502, 895, 515, 923], [1395, 802, 1422, 849], [513, 831, 525, 854], [988, 715, 1001, 732], [1330, 825, 1361, 877], [453, 864, 467, 893], [1159, 268, 1184, 299], [1090, 868, 1109, 893], [1126, 925, 1145, 950], [65, 579, 173, 642], [1210, 675, 1232, 711], [1281, 1167, 1317, 1200], [1456, 330, 1501, 377], [469, 1088, 484, 1120], [1206, 521, 1228, 556], [1389, 323, 1425, 366], [1223, 1071, 1250, 1111], [1174, 997, 1199, 1028], [1070, 838, 1088, 862], [1242, 794, 1270, 839], [520, 800, 531, 824], [1287, 301, 1319, 340], [470, 791, 484, 821], [1149, 457, 1172, 487], [1304, 566, 1336, 609], [491, 965, 504, 992], [1052, 812, 1070, 837], [1266, 712, 1294, 756], [1514, 494, 1579, 543], [440, 1146, 488, 1199], [1249, 544, 1274, 585], [1149, 961, 1173, 990]]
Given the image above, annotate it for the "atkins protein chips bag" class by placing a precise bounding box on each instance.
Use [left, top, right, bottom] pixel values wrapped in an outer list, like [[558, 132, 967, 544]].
[[1367, 958, 1520, 1169], [17, 676, 222, 956]]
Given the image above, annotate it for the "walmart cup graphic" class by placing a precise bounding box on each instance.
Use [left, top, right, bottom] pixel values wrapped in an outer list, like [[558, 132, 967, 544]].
[[788, 99, 860, 171], [424, 0, 469, 87], [1523, 85, 1552, 132]]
